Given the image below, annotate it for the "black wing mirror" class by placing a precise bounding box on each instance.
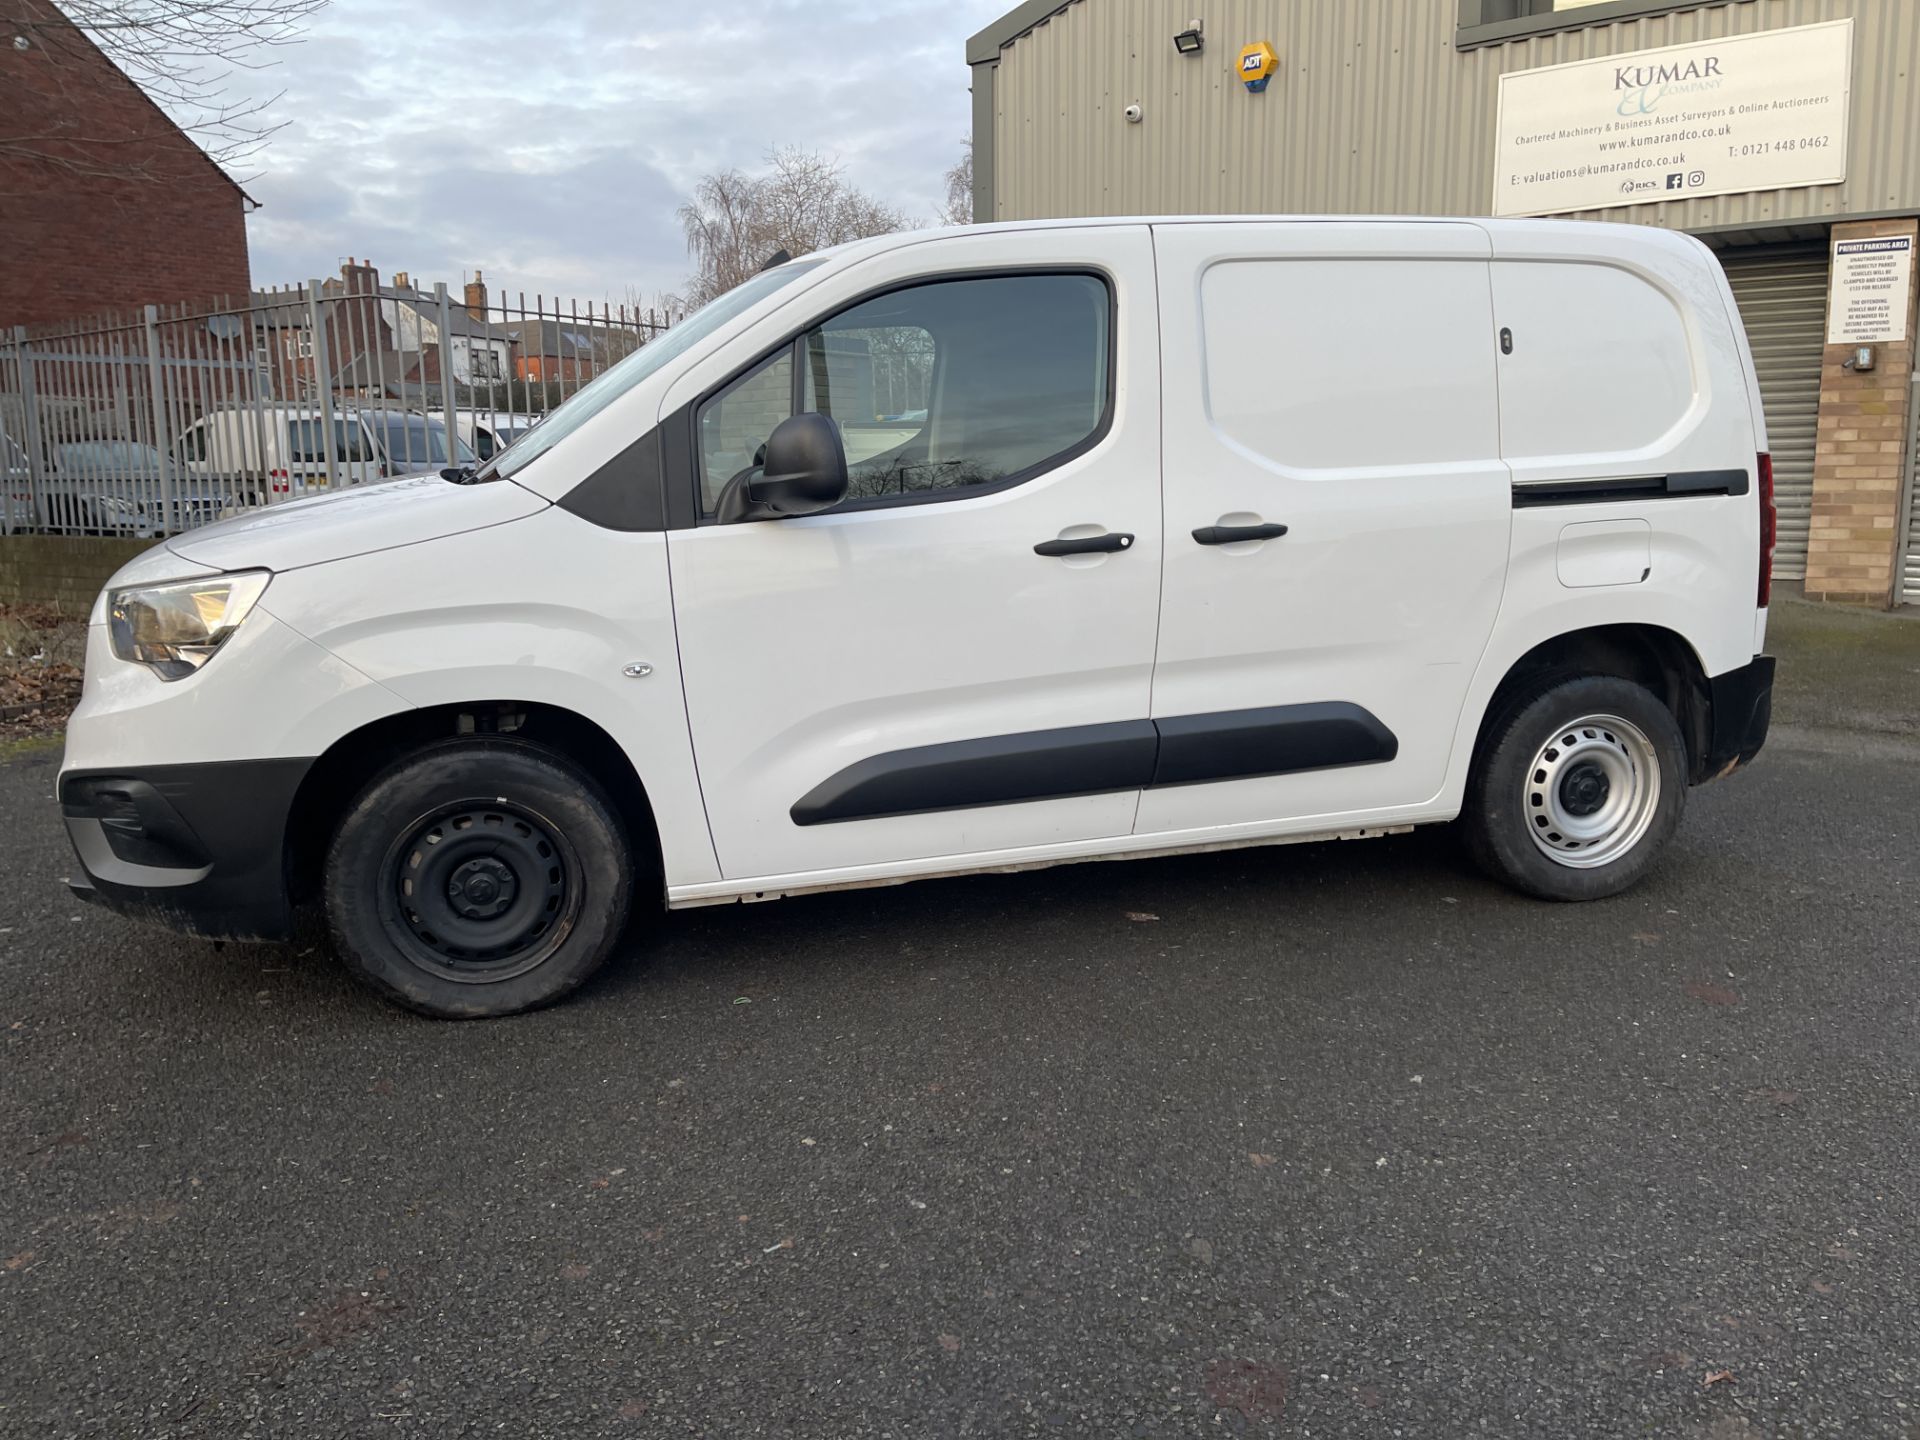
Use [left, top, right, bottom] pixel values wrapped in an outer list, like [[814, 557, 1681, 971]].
[[747, 413, 847, 516]]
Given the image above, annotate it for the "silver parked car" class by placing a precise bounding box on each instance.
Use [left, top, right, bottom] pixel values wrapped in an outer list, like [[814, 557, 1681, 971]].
[[42, 440, 233, 536]]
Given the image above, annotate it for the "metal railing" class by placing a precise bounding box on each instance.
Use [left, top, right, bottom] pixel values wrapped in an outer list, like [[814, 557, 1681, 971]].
[[1, 274, 678, 538]]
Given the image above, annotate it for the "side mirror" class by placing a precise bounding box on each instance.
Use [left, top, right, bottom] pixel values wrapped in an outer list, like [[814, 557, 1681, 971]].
[[747, 413, 847, 517]]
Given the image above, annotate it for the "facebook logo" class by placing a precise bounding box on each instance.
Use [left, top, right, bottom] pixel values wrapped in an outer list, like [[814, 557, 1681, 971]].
[[1666, 172, 1685, 190]]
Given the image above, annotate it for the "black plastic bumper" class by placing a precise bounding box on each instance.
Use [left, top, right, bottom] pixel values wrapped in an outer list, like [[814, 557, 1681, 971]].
[[61, 758, 312, 941], [1698, 654, 1775, 782]]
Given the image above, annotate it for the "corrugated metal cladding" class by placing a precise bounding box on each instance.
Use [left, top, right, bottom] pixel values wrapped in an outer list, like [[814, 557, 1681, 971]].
[[1722, 247, 1829, 580], [987, 0, 1920, 229]]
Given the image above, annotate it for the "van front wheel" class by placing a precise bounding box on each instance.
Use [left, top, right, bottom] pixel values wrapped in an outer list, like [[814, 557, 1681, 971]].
[[1464, 675, 1687, 902], [324, 739, 633, 1018]]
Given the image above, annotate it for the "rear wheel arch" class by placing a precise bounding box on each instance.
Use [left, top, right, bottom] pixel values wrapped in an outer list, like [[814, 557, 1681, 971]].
[[284, 701, 662, 909], [1471, 624, 1712, 782]]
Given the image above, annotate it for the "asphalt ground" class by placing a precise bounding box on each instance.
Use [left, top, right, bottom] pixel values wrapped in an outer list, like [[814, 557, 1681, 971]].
[[3, 596, 1917, 1437]]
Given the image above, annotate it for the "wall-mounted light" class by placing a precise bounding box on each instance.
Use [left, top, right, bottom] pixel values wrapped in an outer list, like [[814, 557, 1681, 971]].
[[1842, 345, 1877, 372], [1173, 21, 1204, 55]]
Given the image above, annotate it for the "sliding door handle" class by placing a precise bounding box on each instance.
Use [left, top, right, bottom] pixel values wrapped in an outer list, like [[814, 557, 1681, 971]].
[[1192, 522, 1288, 546], [1035, 531, 1135, 557]]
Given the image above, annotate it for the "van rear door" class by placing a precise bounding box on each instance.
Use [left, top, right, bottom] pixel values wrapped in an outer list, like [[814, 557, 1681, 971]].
[[1136, 221, 1512, 838], [286, 416, 379, 489]]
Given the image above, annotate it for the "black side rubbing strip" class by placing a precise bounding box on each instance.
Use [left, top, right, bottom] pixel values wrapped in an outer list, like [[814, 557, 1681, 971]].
[[1512, 469, 1749, 508], [1152, 702, 1398, 788], [556, 424, 667, 532], [1667, 468, 1750, 496], [790, 721, 1158, 827], [791, 704, 1400, 825]]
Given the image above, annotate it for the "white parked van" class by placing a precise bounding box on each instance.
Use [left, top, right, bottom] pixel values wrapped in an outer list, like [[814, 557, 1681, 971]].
[[61, 218, 1777, 1017], [172, 404, 475, 495]]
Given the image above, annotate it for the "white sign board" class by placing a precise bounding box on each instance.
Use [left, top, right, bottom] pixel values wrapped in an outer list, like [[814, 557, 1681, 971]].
[[1828, 235, 1913, 345], [1493, 20, 1852, 218]]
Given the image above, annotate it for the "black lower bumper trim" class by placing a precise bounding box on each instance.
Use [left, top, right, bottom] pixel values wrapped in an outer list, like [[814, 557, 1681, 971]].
[[1699, 654, 1774, 781], [61, 757, 313, 941]]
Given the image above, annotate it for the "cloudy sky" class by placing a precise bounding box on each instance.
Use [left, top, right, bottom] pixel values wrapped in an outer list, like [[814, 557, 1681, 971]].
[[238, 0, 1008, 306]]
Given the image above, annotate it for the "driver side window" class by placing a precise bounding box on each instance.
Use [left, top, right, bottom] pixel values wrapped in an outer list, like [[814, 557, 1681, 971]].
[[694, 271, 1111, 516]]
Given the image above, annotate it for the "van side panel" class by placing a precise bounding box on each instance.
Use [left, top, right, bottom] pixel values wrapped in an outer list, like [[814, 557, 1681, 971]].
[[1137, 220, 1512, 837], [1437, 222, 1764, 813]]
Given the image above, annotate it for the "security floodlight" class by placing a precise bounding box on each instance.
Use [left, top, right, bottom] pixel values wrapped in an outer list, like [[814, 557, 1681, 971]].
[[1173, 24, 1204, 55]]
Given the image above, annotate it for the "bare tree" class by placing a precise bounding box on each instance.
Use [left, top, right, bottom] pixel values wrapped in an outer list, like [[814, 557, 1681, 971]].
[[941, 139, 973, 226], [2, 0, 328, 179], [677, 147, 910, 308]]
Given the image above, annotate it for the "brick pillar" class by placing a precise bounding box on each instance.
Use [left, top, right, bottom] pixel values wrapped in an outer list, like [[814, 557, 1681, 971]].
[[1804, 218, 1919, 605]]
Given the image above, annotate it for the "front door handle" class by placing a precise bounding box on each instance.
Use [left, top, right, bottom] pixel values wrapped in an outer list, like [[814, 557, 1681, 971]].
[[1034, 531, 1135, 557], [1192, 522, 1289, 546]]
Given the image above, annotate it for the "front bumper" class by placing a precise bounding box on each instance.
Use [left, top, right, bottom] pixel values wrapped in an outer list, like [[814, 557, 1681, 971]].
[[1698, 654, 1775, 781], [61, 758, 312, 941]]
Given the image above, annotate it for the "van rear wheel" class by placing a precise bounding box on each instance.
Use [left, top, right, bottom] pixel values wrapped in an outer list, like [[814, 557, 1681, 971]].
[[1464, 674, 1686, 902], [324, 738, 633, 1018]]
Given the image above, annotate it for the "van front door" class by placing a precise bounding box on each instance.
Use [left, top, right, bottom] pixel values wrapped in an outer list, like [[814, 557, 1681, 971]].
[[1137, 221, 1511, 840], [664, 227, 1163, 889]]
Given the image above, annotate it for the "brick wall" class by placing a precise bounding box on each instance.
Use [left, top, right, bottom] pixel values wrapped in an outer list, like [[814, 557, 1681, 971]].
[[1804, 218, 1920, 606], [0, 0, 252, 329], [0, 536, 153, 617]]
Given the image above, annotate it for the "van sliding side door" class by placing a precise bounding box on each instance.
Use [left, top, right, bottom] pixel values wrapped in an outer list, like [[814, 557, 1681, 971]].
[[1136, 221, 1511, 838]]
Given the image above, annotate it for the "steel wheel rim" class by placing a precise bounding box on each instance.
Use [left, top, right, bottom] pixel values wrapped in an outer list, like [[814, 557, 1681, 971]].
[[378, 798, 583, 983], [1522, 713, 1661, 869]]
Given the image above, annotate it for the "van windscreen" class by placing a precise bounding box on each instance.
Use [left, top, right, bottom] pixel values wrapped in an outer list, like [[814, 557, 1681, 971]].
[[287, 419, 370, 463], [488, 259, 823, 482]]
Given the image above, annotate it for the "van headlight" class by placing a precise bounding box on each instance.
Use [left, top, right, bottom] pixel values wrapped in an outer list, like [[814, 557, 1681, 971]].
[[108, 571, 270, 681]]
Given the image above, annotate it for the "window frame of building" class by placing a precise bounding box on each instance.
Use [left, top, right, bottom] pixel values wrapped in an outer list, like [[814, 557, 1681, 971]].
[[692, 268, 1117, 521], [1456, 0, 1744, 51]]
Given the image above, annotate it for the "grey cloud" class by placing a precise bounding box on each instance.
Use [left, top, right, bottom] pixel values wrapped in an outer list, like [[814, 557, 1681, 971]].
[[245, 0, 1005, 302]]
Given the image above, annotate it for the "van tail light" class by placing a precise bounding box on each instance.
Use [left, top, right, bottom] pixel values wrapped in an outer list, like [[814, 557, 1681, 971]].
[[1756, 452, 1776, 607], [269, 468, 290, 494]]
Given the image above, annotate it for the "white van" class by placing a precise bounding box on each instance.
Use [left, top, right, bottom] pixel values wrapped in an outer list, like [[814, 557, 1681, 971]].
[[173, 404, 474, 495], [60, 218, 1776, 1018]]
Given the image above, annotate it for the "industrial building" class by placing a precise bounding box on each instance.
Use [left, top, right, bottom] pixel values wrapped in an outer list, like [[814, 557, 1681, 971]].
[[968, 0, 1920, 606]]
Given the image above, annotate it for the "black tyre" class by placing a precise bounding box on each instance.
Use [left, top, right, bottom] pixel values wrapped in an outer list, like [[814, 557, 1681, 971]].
[[1463, 674, 1687, 902], [324, 738, 633, 1018]]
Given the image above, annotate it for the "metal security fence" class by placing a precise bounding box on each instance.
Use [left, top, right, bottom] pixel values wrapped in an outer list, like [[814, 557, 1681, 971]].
[[1, 269, 678, 538]]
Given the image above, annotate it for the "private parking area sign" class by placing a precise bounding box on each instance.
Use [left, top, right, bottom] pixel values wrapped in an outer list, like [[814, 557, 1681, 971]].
[[1828, 235, 1914, 344], [1492, 19, 1852, 217]]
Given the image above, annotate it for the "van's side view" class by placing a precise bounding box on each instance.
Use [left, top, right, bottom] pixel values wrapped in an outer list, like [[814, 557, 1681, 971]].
[[60, 218, 1776, 1018]]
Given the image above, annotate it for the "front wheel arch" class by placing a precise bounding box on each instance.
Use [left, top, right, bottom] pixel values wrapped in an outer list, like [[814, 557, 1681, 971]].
[[284, 701, 661, 912]]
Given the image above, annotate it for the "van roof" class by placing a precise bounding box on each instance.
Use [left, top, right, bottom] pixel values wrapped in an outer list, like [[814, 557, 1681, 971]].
[[799, 214, 1707, 268]]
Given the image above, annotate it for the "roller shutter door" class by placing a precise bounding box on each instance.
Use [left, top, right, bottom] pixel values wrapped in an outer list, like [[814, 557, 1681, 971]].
[[1722, 246, 1828, 581], [1904, 391, 1920, 604]]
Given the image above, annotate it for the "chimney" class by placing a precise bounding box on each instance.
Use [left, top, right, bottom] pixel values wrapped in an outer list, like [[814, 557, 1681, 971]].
[[392, 271, 411, 291], [465, 270, 488, 321], [340, 256, 380, 294]]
